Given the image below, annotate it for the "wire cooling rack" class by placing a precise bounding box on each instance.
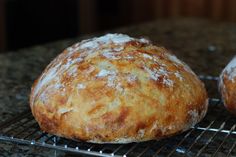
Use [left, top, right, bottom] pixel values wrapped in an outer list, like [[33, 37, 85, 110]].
[[0, 75, 236, 157]]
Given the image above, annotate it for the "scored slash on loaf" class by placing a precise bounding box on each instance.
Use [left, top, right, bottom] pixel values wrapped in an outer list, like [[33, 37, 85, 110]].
[[30, 33, 208, 143]]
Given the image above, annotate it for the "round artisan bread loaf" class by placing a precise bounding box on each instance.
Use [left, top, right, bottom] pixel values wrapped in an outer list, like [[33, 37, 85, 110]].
[[30, 34, 208, 143], [219, 56, 236, 115]]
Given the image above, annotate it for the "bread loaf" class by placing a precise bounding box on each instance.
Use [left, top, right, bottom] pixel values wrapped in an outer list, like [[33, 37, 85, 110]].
[[30, 34, 208, 143], [219, 56, 236, 115]]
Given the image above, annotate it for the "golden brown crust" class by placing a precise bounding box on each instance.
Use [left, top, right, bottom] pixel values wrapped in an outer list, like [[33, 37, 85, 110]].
[[30, 34, 208, 143], [219, 56, 236, 115]]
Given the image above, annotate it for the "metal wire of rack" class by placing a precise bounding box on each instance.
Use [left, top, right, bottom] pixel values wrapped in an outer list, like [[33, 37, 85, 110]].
[[0, 75, 236, 157]]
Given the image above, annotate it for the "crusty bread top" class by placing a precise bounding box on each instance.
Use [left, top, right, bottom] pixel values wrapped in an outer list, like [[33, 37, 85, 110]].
[[219, 56, 236, 113], [219, 56, 236, 100], [30, 34, 208, 143], [31, 34, 195, 103], [220, 56, 236, 81]]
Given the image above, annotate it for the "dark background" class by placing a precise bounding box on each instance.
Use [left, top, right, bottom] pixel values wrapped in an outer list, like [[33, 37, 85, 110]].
[[0, 0, 236, 52]]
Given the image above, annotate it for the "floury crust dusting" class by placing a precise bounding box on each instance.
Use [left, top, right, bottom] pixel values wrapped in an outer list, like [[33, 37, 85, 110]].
[[30, 33, 208, 143], [219, 56, 236, 115]]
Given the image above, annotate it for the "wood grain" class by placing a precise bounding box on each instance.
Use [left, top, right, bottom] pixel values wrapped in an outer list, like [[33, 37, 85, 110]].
[[168, 0, 181, 17], [227, 0, 236, 22], [78, 0, 97, 34], [151, 0, 236, 22], [0, 0, 6, 52], [209, 0, 224, 20]]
